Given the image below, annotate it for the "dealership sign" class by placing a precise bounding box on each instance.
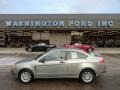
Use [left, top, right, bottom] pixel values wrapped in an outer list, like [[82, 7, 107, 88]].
[[5, 20, 113, 28]]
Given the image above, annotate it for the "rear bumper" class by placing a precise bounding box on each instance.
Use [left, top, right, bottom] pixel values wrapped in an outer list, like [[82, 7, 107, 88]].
[[96, 64, 106, 76]]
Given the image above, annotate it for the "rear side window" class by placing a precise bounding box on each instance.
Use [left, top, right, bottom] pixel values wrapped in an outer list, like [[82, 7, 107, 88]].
[[67, 51, 88, 59], [89, 52, 102, 57]]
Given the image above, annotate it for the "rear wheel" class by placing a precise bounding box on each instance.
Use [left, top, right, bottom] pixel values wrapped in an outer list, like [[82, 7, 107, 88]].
[[80, 70, 95, 83], [19, 70, 34, 83]]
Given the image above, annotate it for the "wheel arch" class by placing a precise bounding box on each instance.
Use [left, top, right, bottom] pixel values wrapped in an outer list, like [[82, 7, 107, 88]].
[[79, 68, 96, 77], [18, 68, 34, 79]]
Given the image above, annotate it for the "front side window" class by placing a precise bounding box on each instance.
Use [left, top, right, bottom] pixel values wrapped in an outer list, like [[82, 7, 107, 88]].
[[40, 51, 66, 62], [67, 51, 88, 59]]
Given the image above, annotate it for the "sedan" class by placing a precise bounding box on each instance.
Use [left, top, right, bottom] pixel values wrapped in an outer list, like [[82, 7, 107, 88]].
[[64, 43, 95, 52], [25, 43, 56, 52], [11, 48, 106, 83]]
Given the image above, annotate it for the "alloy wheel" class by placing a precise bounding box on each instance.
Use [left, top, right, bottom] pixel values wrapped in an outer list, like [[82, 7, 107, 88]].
[[80, 70, 95, 83], [19, 70, 33, 83]]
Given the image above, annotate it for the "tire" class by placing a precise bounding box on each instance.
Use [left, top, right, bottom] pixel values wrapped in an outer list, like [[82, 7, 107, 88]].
[[19, 70, 34, 83], [80, 69, 95, 83], [28, 48, 32, 52], [88, 48, 93, 53]]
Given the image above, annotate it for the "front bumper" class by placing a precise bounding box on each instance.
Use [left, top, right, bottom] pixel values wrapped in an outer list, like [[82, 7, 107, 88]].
[[11, 68, 18, 78]]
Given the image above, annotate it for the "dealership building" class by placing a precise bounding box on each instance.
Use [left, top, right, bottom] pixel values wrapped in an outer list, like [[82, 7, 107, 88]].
[[0, 14, 120, 47]]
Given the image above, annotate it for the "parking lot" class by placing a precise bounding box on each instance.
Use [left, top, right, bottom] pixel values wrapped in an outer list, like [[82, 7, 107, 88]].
[[0, 53, 120, 90]]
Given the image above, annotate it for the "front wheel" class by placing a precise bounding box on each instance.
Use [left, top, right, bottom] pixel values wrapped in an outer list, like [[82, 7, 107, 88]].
[[19, 70, 34, 83], [28, 48, 32, 52], [80, 70, 95, 83]]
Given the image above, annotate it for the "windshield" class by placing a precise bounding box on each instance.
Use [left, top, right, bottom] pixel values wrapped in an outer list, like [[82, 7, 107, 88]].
[[34, 54, 44, 60]]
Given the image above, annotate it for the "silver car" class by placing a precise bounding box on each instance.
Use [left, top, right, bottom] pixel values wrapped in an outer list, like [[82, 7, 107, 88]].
[[11, 48, 106, 83]]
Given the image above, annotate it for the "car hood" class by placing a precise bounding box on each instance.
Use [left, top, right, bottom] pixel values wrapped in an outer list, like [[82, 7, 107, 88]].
[[15, 58, 33, 64]]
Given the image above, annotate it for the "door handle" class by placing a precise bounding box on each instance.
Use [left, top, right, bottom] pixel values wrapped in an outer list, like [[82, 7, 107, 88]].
[[59, 61, 65, 63]]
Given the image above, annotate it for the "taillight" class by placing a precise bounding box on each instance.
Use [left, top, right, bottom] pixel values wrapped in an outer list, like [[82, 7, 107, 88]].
[[100, 59, 105, 64]]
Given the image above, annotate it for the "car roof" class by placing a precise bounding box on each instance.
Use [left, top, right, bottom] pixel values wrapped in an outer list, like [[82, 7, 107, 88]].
[[37, 43, 46, 45], [50, 48, 85, 52]]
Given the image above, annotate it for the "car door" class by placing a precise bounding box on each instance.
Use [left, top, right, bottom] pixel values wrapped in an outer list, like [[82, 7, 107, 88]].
[[66, 51, 88, 77], [36, 45, 43, 51], [32, 45, 39, 51], [35, 50, 67, 78], [37, 44, 47, 51]]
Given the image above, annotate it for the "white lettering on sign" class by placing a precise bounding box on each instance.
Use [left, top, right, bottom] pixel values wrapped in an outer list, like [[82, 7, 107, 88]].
[[30, 21, 34, 27], [24, 21, 30, 27], [87, 21, 93, 27], [97, 21, 101, 27], [69, 20, 74, 27], [52, 21, 58, 27], [6, 21, 12, 27], [41, 21, 47, 27], [97, 20, 113, 27], [108, 21, 113, 27], [18, 21, 24, 27], [5, 20, 113, 28], [102, 21, 108, 27], [69, 20, 93, 27], [47, 21, 51, 27], [58, 21, 64, 27], [5, 20, 65, 27], [12, 21, 18, 27], [34, 21, 40, 27], [80, 21, 86, 27], [74, 21, 80, 27]]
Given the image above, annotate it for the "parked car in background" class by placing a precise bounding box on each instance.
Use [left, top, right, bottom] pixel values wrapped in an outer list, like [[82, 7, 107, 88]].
[[115, 39, 120, 47], [64, 43, 95, 52], [11, 48, 106, 83], [25, 43, 56, 52]]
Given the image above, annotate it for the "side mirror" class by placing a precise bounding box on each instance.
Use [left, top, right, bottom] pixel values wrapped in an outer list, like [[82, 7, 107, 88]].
[[60, 57, 64, 60], [39, 58, 45, 63], [41, 60, 45, 63]]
